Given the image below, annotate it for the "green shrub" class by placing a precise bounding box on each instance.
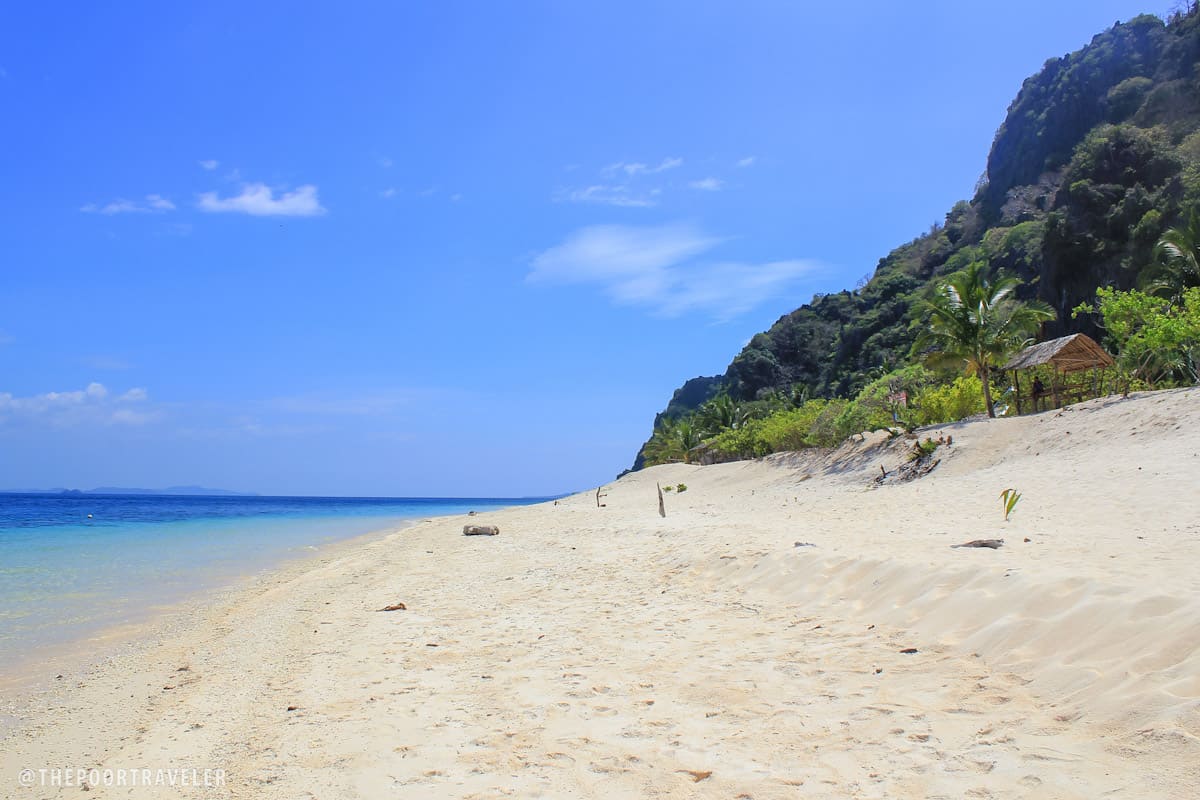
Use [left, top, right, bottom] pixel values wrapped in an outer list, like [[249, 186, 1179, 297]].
[[704, 398, 850, 460], [755, 400, 834, 452], [706, 420, 769, 460], [806, 399, 849, 447], [834, 366, 935, 440], [912, 376, 986, 425]]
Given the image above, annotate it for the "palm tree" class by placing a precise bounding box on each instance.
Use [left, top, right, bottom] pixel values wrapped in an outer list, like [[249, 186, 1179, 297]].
[[915, 261, 1054, 418], [1152, 209, 1200, 300], [697, 394, 749, 436], [642, 416, 702, 465]]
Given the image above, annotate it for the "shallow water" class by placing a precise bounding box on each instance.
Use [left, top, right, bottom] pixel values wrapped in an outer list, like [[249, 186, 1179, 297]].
[[0, 493, 547, 674]]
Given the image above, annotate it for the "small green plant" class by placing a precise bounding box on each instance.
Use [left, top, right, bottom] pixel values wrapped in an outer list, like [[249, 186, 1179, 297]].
[[907, 438, 940, 462], [662, 485, 674, 492], [676, 483, 688, 493], [1000, 488, 1022, 521]]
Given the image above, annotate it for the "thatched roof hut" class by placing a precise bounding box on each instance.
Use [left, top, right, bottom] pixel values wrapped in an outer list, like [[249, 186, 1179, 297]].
[[1003, 333, 1114, 413], [1003, 333, 1113, 373]]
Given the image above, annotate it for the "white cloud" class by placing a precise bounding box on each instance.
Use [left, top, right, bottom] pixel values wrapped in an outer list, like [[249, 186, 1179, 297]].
[[659, 260, 814, 318], [379, 156, 394, 168], [689, 177, 723, 191], [736, 156, 756, 168], [197, 183, 326, 217], [604, 157, 683, 176], [0, 382, 156, 426], [81, 194, 176, 215], [380, 187, 397, 199], [529, 223, 816, 319], [562, 157, 684, 207], [199, 159, 220, 171], [146, 194, 174, 210], [530, 223, 718, 287], [559, 184, 659, 208]]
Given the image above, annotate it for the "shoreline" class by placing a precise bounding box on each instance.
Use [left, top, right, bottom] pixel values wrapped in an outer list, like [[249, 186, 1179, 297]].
[[0, 517, 425, 729], [2, 389, 1198, 797]]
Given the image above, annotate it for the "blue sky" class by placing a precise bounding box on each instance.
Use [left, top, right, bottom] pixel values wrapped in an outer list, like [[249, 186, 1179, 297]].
[[0, 1, 1156, 496]]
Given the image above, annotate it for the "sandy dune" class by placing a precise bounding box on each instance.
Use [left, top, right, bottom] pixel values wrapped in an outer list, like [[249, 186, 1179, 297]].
[[3, 388, 1199, 798]]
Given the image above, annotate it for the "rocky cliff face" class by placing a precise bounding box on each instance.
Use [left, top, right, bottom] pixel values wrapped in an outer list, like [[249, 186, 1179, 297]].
[[632, 10, 1200, 471]]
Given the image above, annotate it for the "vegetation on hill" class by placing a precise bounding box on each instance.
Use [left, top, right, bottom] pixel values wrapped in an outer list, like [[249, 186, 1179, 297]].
[[914, 261, 1054, 417], [631, 8, 1200, 472]]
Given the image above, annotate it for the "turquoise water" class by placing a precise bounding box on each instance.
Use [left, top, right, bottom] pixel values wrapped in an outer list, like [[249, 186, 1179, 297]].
[[0, 494, 548, 674]]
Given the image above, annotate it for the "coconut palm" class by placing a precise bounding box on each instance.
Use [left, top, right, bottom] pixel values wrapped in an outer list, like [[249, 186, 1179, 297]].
[[697, 394, 750, 436], [642, 416, 702, 465], [915, 261, 1054, 418], [1152, 209, 1200, 300]]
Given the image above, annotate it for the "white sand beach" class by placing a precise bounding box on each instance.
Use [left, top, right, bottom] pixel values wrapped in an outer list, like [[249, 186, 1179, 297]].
[[3, 388, 1199, 798]]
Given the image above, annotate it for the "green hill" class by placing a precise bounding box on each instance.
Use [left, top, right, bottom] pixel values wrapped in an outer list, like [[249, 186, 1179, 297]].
[[631, 9, 1200, 471]]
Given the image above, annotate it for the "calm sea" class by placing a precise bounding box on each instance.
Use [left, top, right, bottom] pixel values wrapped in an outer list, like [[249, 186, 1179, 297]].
[[0, 493, 547, 676]]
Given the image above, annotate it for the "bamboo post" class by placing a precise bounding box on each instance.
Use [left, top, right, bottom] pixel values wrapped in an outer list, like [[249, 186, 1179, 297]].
[[1013, 370, 1022, 416], [1052, 365, 1062, 409], [656, 483, 666, 518]]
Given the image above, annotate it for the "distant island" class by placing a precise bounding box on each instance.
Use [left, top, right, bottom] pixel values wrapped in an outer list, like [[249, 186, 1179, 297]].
[[1, 486, 257, 497]]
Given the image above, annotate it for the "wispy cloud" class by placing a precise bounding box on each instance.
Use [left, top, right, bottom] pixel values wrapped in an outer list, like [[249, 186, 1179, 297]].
[[379, 156, 394, 168], [81, 194, 175, 215], [380, 187, 397, 199], [736, 156, 756, 168], [558, 185, 660, 208], [529, 223, 817, 320], [689, 177, 723, 191], [0, 331, 13, 346], [199, 159, 219, 171], [0, 383, 157, 427], [603, 157, 683, 176], [197, 183, 326, 217], [561, 156, 686, 207]]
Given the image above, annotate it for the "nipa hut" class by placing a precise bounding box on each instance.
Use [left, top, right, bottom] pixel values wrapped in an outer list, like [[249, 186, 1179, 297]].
[[1002, 333, 1114, 414]]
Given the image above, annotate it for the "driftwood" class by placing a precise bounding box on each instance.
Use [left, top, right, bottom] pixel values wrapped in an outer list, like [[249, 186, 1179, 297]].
[[875, 457, 940, 486], [595, 487, 607, 507], [377, 603, 407, 611], [463, 525, 499, 536], [656, 483, 666, 518], [951, 538, 1004, 549]]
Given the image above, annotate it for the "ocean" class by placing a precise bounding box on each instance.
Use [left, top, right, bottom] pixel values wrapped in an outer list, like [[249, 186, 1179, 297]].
[[0, 493, 547, 677]]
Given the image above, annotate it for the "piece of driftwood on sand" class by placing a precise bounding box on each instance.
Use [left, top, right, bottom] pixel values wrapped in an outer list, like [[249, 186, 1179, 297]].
[[951, 538, 1004, 549], [463, 525, 500, 536]]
